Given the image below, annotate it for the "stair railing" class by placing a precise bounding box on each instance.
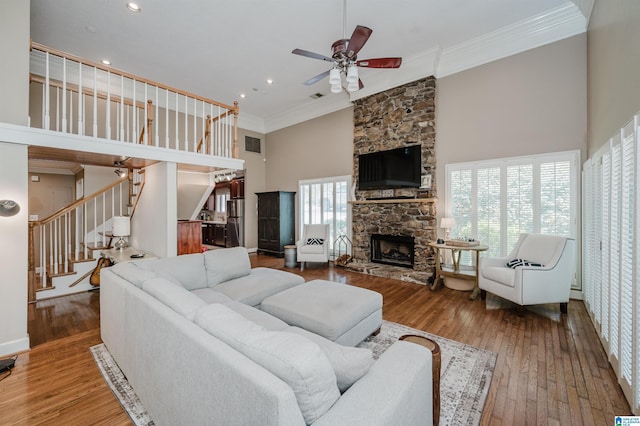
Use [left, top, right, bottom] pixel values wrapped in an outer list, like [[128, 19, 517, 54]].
[[27, 170, 144, 302], [29, 42, 239, 159]]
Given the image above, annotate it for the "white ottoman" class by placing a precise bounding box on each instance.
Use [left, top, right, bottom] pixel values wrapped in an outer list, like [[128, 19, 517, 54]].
[[260, 279, 383, 346]]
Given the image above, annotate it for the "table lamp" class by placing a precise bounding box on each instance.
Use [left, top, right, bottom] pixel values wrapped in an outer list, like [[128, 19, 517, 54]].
[[440, 217, 456, 240], [112, 216, 130, 250]]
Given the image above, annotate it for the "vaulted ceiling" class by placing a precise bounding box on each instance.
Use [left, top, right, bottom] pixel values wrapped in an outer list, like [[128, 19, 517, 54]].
[[30, 0, 590, 134]]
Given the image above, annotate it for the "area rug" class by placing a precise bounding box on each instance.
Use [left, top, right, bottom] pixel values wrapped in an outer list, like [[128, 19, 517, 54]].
[[359, 321, 496, 426], [91, 320, 496, 426]]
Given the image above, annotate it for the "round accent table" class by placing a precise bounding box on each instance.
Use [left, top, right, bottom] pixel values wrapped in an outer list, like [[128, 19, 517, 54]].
[[399, 334, 441, 426], [284, 245, 297, 268]]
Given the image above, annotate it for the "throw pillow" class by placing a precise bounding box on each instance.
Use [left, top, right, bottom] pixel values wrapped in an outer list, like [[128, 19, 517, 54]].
[[505, 258, 544, 269], [142, 277, 206, 321], [204, 246, 251, 287], [286, 326, 374, 393], [306, 238, 324, 245], [194, 304, 340, 424], [110, 262, 156, 287]]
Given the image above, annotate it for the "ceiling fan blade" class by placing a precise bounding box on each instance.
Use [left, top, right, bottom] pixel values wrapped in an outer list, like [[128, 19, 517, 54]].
[[346, 25, 372, 58], [356, 57, 403, 68], [292, 48, 335, 63], [304, 69, 331, 86]]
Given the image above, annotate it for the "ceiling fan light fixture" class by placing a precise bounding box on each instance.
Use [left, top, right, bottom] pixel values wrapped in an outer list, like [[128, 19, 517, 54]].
[[126, 2, 141, 12], [346, 64, 358, 84], [347, 81, 359, 93], [329, 68, 341, 85], [331, 83, 342, 94]]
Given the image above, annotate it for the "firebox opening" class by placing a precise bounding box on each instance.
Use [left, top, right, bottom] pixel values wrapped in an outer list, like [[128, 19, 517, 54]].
[[371, 234, 415, 268]]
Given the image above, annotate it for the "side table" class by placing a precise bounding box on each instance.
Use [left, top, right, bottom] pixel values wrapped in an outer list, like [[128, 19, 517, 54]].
[[399, 334, 441, 426], [101, 247, 157, 264], [428, 241, 489, 300]]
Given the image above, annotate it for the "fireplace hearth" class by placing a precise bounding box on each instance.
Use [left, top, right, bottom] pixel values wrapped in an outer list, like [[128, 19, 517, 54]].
[[371, 234, 415, 268]]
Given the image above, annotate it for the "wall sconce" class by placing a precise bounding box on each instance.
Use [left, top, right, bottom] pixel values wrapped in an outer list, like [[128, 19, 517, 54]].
[[0, 200, 20, 217], [112, 216, 130, 250]]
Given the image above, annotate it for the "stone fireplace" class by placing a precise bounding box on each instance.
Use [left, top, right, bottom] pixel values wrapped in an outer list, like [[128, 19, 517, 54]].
[[371, 234, 415, 268], [347, 76, 437, 284]]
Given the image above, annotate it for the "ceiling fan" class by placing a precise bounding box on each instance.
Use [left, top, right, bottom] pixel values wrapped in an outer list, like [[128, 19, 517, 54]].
[[292, 0, 402, 93]]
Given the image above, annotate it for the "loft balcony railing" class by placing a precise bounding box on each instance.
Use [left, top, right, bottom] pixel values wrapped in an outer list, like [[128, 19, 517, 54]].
[[28, 42, 239, 159]]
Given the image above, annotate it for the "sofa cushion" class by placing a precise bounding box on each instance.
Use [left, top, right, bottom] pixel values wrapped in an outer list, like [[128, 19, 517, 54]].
[[204, 247, 252, 286], [194, 304, 340, 424], [287, 326, 374, 393], [142, 277, 206, 321], [299, 244, 325, 255], [136, 253, 207, 291], [190, 288, 233, 304], [109, 262, 156, 287], [214, 267, 304, 307], [481, 266, 516, 287], [224, 301, 289, 331]]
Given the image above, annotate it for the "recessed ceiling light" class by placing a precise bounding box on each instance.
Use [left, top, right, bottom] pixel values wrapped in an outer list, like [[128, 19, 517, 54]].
[[239, 93, 246, 99], [102, 59, 111, 66], [266, 79, 274, 85], [127, 2, 141, 12]]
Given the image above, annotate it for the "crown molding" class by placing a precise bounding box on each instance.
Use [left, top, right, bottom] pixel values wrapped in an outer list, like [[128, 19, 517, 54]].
[[237, 112, 266, 134], [349, 48, 440, 102], [263, 93, 353, 134], [435, 3, 586, 77], [261, 3, 587, 134]]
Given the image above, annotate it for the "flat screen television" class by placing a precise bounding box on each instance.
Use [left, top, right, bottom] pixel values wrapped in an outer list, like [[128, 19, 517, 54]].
[[358, 145, 421, 190]]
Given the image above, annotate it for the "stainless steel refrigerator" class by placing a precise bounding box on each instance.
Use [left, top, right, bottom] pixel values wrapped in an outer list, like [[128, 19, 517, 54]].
[[226, 199, 245, 247]]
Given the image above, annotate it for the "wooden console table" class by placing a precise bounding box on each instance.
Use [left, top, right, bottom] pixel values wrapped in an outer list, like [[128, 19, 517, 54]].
[[428, 241, 489, 300]]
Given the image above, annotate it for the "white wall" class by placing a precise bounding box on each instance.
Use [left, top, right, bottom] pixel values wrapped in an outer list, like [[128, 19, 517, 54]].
[[237, 128, 266, 250], [0, 143, 30, 356], [83, 165, 121, 196], [587, 0, 640, 154], [0, 0, 30, 356], [130, 162, 177, 258], [436, 34, 587, 217]]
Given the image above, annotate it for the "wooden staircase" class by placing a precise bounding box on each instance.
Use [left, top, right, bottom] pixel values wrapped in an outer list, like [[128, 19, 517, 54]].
[[28, 168, 145, 302]]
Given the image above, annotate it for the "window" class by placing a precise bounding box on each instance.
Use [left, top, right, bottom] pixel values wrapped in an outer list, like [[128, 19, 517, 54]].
[[583, 112, 640, 413], [446, 151, 579, 273], [299, 176, 351, 258]]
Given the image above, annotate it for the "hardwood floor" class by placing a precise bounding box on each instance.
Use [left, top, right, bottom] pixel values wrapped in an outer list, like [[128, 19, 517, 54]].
[[3, 254, 631, 425]]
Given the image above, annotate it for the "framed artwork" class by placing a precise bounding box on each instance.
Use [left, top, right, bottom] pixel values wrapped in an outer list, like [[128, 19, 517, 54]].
[[421, 174, 432, 189]]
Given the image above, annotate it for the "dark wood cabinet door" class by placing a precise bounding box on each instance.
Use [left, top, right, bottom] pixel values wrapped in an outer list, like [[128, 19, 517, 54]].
[[256, 191, 295, 257]]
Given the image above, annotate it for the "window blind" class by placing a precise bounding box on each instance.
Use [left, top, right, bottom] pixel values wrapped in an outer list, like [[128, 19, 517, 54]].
[[446, 151, 579, 278], [582, 112, 640, 414]]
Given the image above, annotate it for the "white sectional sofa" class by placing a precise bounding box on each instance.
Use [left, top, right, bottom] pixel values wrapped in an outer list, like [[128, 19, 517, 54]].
[[100, 247, 433, 425]]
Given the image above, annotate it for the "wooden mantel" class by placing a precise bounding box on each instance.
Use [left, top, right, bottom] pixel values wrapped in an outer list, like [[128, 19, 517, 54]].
[[349, 198, 437, 205]]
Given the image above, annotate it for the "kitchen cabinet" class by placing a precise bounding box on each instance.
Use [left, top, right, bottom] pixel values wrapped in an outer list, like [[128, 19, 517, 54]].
[[214, 224, 226, 246], [202, 222, 227, 247], [178, 220, 202, 255], [231, 178, 245, 199], [256, 191, 295, 257], [202, 223, 215, 245]]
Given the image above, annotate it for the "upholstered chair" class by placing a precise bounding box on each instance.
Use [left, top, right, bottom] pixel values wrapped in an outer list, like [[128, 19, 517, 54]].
[[296, 224, 330, 270], [478, 233, 576, 313]]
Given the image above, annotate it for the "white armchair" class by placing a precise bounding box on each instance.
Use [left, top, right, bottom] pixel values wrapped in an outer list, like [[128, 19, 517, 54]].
[[478, 233, 575, 313], [296, 224, 330, 270]]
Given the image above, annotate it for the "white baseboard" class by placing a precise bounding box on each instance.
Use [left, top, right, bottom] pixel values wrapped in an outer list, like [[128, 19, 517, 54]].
[[246, 247, 257, 253], [570, 289, 583, 300], [0, 336, 30, 357]]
